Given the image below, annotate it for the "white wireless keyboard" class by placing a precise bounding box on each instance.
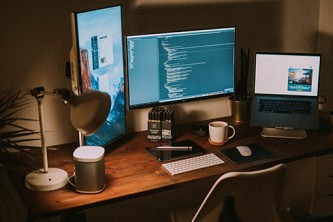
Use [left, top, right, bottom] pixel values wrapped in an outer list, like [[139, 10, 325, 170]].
[[162, 153, 225, 175]]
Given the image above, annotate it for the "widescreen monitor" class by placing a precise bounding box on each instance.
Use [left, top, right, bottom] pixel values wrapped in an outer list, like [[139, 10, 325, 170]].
[[126, 27, 236, 109], [70, 5, 126, 147]]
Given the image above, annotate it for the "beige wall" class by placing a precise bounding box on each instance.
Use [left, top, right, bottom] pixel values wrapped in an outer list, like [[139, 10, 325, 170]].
[[0, 0, 331, 146], [318, 0, 333, 116]]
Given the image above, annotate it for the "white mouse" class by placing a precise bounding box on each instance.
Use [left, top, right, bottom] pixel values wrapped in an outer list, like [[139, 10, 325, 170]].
[[236, 146, 252, 157]]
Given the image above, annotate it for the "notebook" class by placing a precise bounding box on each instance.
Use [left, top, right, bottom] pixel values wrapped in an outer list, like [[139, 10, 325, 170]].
[[250, 52, 321, 138]]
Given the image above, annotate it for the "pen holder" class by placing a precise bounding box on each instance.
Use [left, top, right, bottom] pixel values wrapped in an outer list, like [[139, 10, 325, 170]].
[[147, 107, 175, 143], [147, 107, 163, 142]]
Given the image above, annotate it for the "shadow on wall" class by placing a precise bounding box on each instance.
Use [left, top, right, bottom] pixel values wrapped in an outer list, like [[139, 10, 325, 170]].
[[317, 32, 333, 116], [129, 0, 284, 51], [129, 0, 286, 77]]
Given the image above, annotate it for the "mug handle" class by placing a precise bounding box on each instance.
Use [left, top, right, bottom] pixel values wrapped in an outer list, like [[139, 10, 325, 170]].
[[227, 125, 236, 140]]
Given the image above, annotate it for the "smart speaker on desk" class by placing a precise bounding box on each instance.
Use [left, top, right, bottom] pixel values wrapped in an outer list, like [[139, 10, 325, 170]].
[[70, 146, 106, 193]]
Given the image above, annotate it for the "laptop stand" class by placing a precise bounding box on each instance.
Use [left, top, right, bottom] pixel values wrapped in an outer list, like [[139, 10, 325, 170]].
[[261, 127, 307, 139]]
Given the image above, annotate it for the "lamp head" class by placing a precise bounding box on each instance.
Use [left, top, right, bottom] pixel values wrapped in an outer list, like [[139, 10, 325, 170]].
[[69, 90, 111, 135]]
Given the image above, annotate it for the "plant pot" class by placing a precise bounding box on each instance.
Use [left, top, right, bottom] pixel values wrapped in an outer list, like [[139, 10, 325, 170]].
[[229, 97, 251, 122]]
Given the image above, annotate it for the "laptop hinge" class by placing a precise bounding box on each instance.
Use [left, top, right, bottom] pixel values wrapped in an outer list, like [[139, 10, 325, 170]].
[[261, 127, 307, 139]]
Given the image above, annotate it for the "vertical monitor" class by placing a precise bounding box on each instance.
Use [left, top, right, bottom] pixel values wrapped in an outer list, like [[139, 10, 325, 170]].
[[71, 5, 126, 147], [126, 27, 236, 109]]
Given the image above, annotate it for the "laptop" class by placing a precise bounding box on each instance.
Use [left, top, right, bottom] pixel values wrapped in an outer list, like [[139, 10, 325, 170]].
[[250, 52, 321, 138]]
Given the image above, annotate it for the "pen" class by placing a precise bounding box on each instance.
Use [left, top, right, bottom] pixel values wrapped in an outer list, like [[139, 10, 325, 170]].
[[154, 146, 192, 151]]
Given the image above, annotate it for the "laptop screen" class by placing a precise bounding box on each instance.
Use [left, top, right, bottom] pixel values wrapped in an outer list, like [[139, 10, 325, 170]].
[[254, 53, 321, 97]]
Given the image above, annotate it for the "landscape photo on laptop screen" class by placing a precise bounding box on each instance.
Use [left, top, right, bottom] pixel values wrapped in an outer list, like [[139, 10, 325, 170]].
[[73, 6, 126, 146], [288, 67, 313, 93]]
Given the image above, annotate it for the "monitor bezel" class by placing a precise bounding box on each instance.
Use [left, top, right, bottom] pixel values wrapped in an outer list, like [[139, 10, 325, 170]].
[[125, 26, 236, 110]]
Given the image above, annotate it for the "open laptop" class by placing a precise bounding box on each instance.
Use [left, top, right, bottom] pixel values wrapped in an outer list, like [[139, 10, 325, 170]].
[[250, 52, 321, 139]]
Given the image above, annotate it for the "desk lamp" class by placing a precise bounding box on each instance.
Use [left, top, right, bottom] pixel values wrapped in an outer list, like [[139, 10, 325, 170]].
[[25, 87, 111, 191]]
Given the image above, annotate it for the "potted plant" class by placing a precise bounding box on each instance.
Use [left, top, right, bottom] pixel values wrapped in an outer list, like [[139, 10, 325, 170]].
[[229, 48, 252, 122], [0, 89, 40, 169]]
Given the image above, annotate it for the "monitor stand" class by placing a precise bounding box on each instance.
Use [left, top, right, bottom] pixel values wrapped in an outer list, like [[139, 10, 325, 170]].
[[261, 127, 307, 139]]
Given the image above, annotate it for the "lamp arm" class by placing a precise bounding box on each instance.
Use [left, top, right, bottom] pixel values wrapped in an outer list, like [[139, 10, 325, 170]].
[[53, 88, 75, 104], [27, 87, 75, 173], [24, 86, 75, 191], [26, 86, 110, 142], [26, 87, 49, 173], [37, 98, 48, 173], [27, 87, 75, 103]]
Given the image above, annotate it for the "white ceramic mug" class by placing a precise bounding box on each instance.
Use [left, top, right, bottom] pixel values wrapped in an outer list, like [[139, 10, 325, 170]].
[[208, 121, 235, 144]]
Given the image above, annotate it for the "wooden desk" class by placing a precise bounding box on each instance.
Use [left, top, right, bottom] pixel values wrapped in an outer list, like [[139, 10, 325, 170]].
[[7, 117, 333, 221]]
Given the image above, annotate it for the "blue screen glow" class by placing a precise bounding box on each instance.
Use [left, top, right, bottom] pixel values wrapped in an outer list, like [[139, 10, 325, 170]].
[[75, 5, 126, 146]]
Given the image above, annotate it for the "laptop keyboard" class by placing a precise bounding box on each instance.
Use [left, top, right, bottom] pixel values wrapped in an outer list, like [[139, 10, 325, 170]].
[[259, 99, 312, 114]]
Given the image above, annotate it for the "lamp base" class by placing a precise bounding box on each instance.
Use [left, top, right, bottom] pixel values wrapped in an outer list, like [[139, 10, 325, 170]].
[[25, 168, 68, 191]]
